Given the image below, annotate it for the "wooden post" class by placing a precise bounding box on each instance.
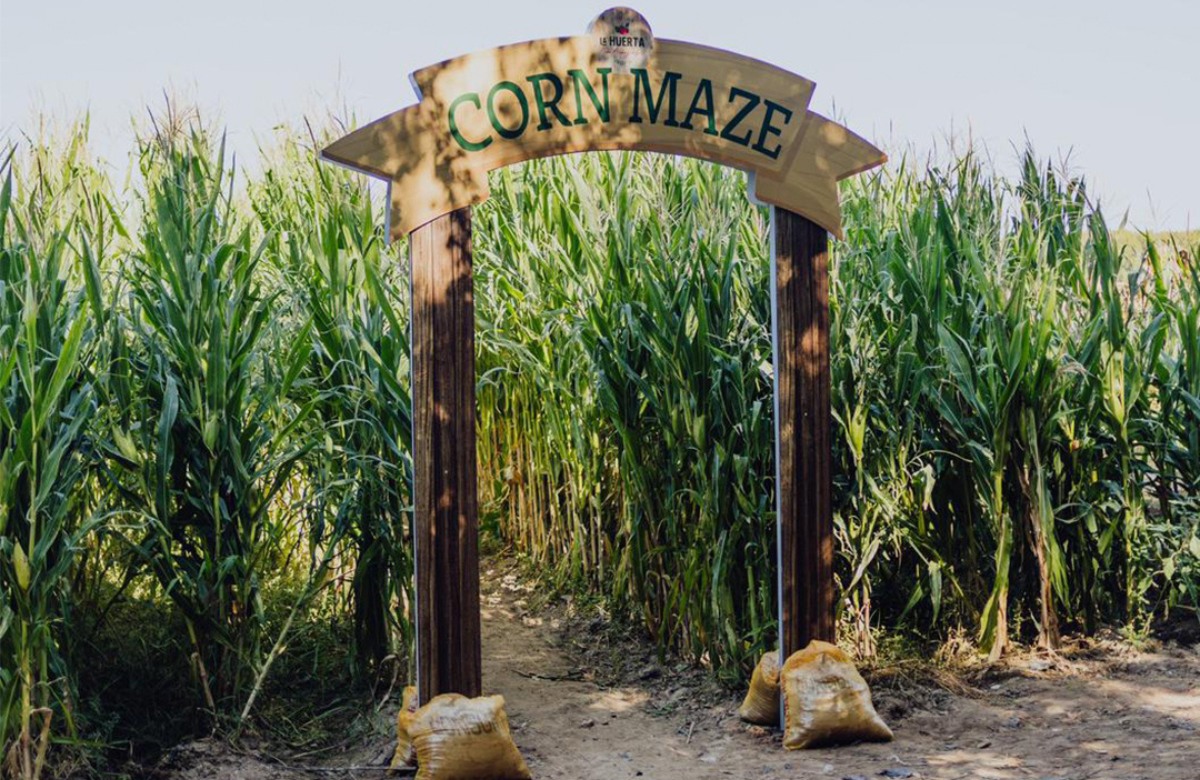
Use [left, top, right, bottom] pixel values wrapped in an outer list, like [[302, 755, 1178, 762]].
[[772, 207, 835, 669], [410, 207, 483, 702]]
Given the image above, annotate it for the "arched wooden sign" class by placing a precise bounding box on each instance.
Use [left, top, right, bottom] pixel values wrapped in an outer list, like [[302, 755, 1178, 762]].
[[321, 7, 886, 711], [323, 10, 883, 239]]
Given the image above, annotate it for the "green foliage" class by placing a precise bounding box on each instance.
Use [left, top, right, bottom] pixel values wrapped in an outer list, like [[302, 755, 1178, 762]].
[[2, 110, 1199, 776], [94, 127, 315, 727], [829, 150, 1200, 656], [249, 130, 415, 676], [473, 149, 1200, 671], [474, 155, 776, 675], [0, 129, 104, 780]]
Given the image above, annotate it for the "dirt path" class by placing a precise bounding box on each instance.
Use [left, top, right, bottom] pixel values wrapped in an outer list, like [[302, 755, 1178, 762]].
[[482, 564, 1199, 780], [161, 562, 1198, 780]]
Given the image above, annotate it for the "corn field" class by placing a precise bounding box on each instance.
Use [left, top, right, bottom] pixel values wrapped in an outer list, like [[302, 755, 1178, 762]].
[[0, 113, 1198, 777]]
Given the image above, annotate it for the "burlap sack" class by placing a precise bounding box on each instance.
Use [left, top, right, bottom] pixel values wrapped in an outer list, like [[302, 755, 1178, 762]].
[[389, 685, 420, 770], [781, 640, 893, 750], [738, 650, 781, 725], [408, 693, 532, 780]]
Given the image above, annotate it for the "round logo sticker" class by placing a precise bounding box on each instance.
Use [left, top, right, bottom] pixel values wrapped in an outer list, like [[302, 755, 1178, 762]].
[[587, 7, 654, 74]]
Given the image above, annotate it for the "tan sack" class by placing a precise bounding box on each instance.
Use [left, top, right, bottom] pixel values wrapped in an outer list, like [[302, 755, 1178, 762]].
[[738, 650, 781, 725], [781, 640, 893, 750], [390, 685, 420, 770], [408, 693, 532, 780]]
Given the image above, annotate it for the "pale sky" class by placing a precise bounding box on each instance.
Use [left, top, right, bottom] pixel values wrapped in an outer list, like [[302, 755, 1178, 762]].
[[1, 1, 1196, 230]]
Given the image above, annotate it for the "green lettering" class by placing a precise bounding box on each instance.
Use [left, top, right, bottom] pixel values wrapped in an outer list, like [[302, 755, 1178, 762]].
[[720, 87, 760, 147], [751, 99, 793, 159], [680, 78, 718, 136], [569, 67, 611, 124], [487, 81, 530, 139], [527, 72, 572, 131], [448, 92, 492, 152], [629, 69, 682, 126]]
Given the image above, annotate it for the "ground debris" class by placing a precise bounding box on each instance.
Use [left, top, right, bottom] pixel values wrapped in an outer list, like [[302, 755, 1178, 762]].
[[150, 556, 1200, 779]]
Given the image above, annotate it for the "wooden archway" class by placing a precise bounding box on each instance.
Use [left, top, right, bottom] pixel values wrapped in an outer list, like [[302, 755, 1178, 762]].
[[321, 7, 885, 706]]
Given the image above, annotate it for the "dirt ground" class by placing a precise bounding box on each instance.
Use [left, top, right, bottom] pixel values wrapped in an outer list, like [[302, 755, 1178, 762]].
[[160, 561, 1199, 780]]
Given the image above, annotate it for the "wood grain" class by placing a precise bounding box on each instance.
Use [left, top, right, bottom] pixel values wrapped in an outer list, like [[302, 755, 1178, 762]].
[[410, 207, 483, 702], [773, 208, 835, 678]]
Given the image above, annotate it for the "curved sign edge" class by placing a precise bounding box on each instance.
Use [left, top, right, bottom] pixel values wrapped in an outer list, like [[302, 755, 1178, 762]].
[[321, 34, 886, 240]]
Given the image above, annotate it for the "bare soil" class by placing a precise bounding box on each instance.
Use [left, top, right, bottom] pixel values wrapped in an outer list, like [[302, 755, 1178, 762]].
[[158, 560, 1199, 780]]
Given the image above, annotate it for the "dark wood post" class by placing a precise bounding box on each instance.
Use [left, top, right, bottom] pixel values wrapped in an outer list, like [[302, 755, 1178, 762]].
[[409, 207, 483, 702], [773, 208, 835, 668]]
